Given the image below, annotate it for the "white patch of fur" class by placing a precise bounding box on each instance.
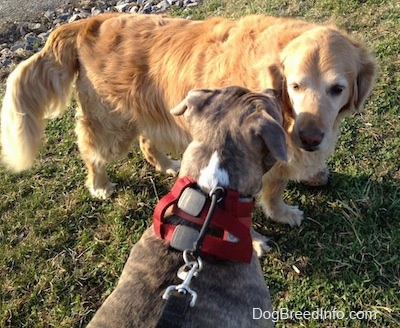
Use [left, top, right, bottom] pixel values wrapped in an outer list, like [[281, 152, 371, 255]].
[[198, 151, 229, 191]]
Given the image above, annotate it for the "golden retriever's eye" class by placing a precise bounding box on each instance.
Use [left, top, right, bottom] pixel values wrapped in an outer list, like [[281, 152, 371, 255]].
[[291, 83, 300, 91], [330, 84, 344, 96]]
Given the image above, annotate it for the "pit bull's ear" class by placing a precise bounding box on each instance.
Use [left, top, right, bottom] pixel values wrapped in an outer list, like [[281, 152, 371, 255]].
[[258, 112, 287, 163], [245, 100, 287, 163], [261, 88, 279, 98], [170, 89, 214, 116], [170, 97, 189, 116]]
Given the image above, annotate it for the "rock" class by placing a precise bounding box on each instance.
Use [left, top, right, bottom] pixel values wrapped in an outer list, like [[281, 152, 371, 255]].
[[44, 10, 56, 21], [10, 42, 24, 52], [1, 58, 12, 67], [25, 33, 42, 44], [27, 23, 47, 33], [130, 6, 139, 13], [58, 13, 71, 21], [91, 8, 103, 16], [115, 3, 130, 12]]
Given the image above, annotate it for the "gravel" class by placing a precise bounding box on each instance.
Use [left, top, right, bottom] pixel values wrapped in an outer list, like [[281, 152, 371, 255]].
[[0, 0, 201, 80]]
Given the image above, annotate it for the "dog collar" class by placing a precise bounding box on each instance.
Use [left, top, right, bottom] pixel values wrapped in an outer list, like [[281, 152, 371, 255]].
[[153, 176, 254, 263]]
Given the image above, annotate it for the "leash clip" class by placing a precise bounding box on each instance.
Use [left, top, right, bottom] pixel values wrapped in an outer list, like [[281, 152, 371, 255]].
[[162, 251, 203, 307]]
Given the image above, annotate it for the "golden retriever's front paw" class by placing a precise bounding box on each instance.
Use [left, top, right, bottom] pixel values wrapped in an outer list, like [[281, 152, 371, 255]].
[[266, 204, 304, 227], [251, 229, 271, 257], [159, 159, 181, 176], [87, 182, 116, 199]]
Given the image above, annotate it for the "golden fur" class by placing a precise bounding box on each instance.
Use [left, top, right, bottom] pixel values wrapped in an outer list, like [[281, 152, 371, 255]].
[[0, 13, 376, 225]]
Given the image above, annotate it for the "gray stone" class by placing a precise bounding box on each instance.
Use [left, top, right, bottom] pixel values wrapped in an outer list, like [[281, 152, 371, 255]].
[[58, 13, 71, 21], [25, 34, 42, 44], [10, 42, 24, 51], [115, 3, 130, 12]]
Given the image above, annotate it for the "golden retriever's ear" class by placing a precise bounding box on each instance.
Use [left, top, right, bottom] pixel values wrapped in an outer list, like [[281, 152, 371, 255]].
[[263, 64, 291, 111], [265, 64, 284, 92], [353, 44, 377, 110]]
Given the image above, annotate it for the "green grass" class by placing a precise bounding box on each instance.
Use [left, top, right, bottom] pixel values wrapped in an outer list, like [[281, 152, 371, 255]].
[[1, 0, 399, 327]]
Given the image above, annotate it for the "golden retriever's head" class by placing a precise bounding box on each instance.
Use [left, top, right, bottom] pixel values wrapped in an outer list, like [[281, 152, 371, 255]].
[[279, 26, 376, 152]]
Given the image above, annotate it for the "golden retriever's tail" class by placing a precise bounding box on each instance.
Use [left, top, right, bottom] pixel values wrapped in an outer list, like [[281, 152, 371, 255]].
[[0, 21, 83, 172]]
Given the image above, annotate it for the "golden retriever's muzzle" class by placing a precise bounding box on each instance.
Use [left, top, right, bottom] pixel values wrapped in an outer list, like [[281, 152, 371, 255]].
[[299, 128, 324, 151], [292, 112, 329, 152]]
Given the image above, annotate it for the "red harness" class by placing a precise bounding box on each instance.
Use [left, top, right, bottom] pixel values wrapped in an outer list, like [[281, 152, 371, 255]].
[[153, 176, 254, 263]]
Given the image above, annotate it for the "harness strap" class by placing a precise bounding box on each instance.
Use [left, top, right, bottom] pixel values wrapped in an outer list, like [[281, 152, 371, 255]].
[[153, 176, 194, 238], [153, 176, 254, 263], [160, 223, 252, 262]]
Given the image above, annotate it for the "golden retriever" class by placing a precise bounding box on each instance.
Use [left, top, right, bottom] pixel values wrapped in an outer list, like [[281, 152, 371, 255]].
[[1, 13, 376, 226]]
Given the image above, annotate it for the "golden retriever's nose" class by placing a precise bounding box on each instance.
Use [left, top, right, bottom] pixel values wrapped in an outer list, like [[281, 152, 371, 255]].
[[299, 129, 324, 151]]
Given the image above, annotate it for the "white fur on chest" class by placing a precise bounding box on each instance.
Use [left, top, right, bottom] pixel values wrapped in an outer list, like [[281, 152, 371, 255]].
[[198, 151, 230, 190]]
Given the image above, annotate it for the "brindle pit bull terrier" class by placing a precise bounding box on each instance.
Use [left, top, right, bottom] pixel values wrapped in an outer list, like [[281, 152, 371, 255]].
[[87, 86, 287, 328]]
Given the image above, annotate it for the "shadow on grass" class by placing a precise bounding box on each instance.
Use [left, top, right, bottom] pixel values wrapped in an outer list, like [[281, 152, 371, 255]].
[[257, 172, 400, 326]]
